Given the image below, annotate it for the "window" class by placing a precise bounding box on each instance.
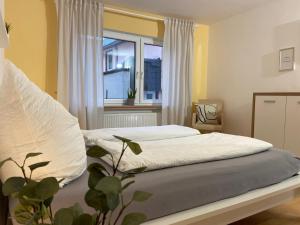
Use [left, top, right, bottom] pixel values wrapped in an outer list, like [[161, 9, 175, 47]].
[[141, 43, 163, 103], [103, 35, 136, 100], [103, 31, 163, 105]]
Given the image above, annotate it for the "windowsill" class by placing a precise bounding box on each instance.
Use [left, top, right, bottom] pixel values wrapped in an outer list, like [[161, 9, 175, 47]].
[[104, 105, 162, 111]]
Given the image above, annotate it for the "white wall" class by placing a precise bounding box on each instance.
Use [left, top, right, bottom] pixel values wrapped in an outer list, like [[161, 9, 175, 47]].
[[207, 0, 300, 136]]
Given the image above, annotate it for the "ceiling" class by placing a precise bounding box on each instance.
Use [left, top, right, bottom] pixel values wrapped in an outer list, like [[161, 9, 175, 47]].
[[103, 0, 277, 24]]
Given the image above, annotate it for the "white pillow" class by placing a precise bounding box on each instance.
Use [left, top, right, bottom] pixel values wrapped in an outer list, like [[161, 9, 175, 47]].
[[0, 60, 86, 185]]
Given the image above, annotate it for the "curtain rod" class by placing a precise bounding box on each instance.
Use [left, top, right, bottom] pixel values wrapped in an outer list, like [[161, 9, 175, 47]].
[[104, 6, 165, 22]]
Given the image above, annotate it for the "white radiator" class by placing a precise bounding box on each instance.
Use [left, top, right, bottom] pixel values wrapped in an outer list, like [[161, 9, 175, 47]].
[[104, 112, 158, 128]]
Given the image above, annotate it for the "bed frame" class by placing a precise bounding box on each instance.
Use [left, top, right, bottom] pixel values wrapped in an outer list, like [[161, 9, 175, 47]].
[[143, 175, 300, 225], [5, 175, 300, 225]]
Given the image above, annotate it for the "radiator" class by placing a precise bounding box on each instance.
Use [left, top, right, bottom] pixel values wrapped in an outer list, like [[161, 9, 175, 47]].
[[104, 112, 158, 128]]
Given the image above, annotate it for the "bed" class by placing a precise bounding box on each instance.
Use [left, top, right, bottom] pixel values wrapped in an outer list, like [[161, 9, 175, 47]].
[[3, 60, 300, 225], [6, 126, 300, 225]]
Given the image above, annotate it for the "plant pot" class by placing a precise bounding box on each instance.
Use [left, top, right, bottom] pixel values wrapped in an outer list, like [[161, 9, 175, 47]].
[[126, 98, 135, 106]]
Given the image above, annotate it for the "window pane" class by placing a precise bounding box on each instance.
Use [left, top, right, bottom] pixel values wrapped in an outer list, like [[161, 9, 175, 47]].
[[103, 37, 135, 99], [144, 44, 162, 101]]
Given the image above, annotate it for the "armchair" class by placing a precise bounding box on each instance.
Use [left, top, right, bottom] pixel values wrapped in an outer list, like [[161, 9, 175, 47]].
[[192, 100, 224, 133]]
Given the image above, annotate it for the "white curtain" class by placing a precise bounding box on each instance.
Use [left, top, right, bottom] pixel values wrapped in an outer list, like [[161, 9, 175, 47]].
[[56, 0, 104, 129], [162, 17, 194, 125]]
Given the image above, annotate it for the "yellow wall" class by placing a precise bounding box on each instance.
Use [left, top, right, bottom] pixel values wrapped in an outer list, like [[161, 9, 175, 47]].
[[193, 25, 209, 101], [5, 1, 209, 100], [5, 0, 57, 97], [104, 11, 164, 39]]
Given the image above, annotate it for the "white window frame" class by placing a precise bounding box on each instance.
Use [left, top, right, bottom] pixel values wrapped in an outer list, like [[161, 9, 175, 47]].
[[103, 30, 162, 105], [103, 30, 140, 105], [140, 37, 163, 104]]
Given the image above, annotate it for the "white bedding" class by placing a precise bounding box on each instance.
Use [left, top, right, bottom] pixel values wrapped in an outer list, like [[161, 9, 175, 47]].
[[83, 126, 273, 172], [82, 125, 200, 144]]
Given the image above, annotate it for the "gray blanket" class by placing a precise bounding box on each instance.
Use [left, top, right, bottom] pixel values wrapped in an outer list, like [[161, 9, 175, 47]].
[[6, 148, 300, 223]]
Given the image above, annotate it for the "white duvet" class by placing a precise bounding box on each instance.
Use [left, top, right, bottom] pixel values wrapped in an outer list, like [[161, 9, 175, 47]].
[[82, 125, 273, 172]]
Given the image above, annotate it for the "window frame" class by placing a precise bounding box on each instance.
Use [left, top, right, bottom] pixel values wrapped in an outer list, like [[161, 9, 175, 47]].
[[105, 49, 113, 71], [140, 37, 163, 104], [103, 30, 140, 105], [103, 30, 163, 106]]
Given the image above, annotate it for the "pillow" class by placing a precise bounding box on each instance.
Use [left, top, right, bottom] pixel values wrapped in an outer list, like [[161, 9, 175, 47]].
[[196, 104, 219, 125], [0, 60, 86, 185]]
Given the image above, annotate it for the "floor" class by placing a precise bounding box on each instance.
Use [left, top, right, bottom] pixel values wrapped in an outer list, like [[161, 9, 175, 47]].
[[231, 197, 300, 225]]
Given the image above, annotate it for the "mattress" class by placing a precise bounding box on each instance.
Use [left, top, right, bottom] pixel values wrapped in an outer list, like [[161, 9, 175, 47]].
[[8, 148, 300, 224]]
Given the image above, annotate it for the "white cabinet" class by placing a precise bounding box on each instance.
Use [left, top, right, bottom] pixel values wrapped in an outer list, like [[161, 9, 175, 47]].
[[284, 96, 300, 155], [252, 93, 300, 155]]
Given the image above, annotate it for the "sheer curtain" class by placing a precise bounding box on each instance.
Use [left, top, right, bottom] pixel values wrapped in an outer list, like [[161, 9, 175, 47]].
[[162, 17, 194, 125], [56, 0, 104, 129]]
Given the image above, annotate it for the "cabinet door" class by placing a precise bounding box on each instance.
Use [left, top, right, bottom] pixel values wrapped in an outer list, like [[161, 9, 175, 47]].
[[284, 96, 300, 155], [254, 96, 286, 148]]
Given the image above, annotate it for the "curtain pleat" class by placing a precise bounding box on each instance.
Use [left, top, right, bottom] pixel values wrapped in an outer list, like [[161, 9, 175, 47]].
[[56, 0, 104, 129], [162, 18, 194, 125]]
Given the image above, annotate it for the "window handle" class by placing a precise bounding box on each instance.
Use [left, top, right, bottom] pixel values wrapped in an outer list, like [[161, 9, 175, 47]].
[[140, 72, 144, 78]]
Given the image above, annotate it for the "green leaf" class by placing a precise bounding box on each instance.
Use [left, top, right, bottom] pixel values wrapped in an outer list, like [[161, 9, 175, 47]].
[[2, 177, 25, 196], [124, 167, 147, 174], [35, 177, 59, 201], [73, 213, 93, 225], [54, 208, 74, 225], [28, 161, 50, 172], [132, 191, 152, 202], [91, 213, 98, 225], [122, 181, 135, 190], [87, 163, 107, 189], [0, 158, 12, 168], [88, 171, 105, 189], [25, 152, 43, 159], [14, 204, 34, 225], [87, 146, 110, 158], [121, 174, 135, 181], [94, 177, 122, 210], [95, 176, 122, 195], [127, 142, 142, 155], [87, 163, 109, 175], [113, 135, 132, 143], [18, 181, 39, 204], [69, 203, 83, 219], [85, 189, 108, 212], [121, 213, 147, 225], [106, 193, 120, 210]]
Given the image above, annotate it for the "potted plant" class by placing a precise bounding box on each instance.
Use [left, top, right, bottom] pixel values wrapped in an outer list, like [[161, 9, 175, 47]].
[[0, 136, 151, 225], [126, 88, 137, 106]]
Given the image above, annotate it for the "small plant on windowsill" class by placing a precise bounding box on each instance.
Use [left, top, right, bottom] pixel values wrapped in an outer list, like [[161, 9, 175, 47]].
[[126, 88, 137, 106]]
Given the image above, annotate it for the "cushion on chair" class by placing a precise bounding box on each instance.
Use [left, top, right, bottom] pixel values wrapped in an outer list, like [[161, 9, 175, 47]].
[[0, 60, 86, 185], [195, 104, 219, 125]]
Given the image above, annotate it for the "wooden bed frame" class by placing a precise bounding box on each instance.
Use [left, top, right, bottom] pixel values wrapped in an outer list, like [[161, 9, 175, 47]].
[[143, 174, 300, 225]]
